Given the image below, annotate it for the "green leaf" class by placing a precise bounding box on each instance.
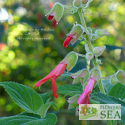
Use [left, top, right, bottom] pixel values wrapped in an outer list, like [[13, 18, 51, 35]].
[[109, 83, 125, 101], [0, 113, 41, 125], [61, 71, 71, 80], [64, 91, 82, 97], [37, 101, 58, 118], [25, 113, 57, 125], [57, 84, 83, 95], [50, 101, 59, 111], [0, 113, 57, 125], [24, 120, 48, 125], [92, 93, 125, 122], [40, 84, 83, 97], [0, 82, 43, 113], [45, 113, 57, 125], [40, 93, 51, 104], [37, 103, 51, 118]]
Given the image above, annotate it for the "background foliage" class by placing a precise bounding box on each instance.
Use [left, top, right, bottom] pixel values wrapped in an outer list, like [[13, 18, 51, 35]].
[[0, 0, 125, 124]]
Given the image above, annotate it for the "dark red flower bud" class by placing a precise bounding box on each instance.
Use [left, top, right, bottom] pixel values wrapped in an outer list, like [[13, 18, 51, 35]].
[[48, 15, 54, 20]]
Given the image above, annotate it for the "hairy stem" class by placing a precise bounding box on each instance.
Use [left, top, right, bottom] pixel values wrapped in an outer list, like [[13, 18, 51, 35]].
[[101, 74, 115, 79], [98, 80, 105, 94], [78, 8, 93, 52], [62, 4, 74, 9], [78, 7, 105, 94], [78, 8, 98, 68], [76, 53, 85, 57]]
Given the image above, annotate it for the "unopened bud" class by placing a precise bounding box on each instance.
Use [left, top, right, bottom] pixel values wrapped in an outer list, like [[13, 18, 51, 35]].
[[111, 77, 119, 84], [73, 0, 81, 7], [61, 51, 78, 72], [46, 2, 64, 23], [95, 29, 109, 37], [82, 0, 89, 4], [85, 52, 93, 60], [116, 70, 125, 84], [68, 24, 83, 45], [63, 24, 83, 48], [93, 45, 106, 57], [82, 0, 93, 8], [90, 68, 101, 83]]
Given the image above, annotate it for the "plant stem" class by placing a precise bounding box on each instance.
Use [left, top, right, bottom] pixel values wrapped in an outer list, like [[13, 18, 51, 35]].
[[98, 80, 105, 94], [78, 8, 98, 68], [78, 8, 93, 52], [93, 58, 98, 68], [101, 74, 115, 79], [62, 4, 74, 9], [76, 53, 85, 57], [107, 120, 112, 125]]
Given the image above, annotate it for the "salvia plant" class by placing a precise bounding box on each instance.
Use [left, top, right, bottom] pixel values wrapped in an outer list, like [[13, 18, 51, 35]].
[[0, 0, 125, 125]]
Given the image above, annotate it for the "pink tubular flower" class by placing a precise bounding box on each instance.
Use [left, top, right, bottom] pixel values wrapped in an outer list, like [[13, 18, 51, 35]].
[[77, 78, 95, 104], [63, 24, 83, 48], [35, 63, 67, 98], [63, 36, 74, 48]]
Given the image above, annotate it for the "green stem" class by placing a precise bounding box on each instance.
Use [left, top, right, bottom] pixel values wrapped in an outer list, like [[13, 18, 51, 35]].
[[78, 8, 93, 52], [107, 120, 112, 125], [101, 74, 115, 79], [78, 8, 98, 68], [99, 80, 112, 125], [93, 58, 98, 68], [98, 80, 105, 94], [62, 4, 74, 9], [78, 8, 105, 92], [76, 53, 85, 57]]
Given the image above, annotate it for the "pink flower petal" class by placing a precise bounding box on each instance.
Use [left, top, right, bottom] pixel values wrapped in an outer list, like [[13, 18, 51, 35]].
[[63, 36, 73, 48], [77, 78, 95, 104], [35, 63, 67, 98], [51, 76, 58, 98]]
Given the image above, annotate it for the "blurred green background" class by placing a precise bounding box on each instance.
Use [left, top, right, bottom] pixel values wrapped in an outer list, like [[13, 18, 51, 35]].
[[0, 0, 125, 125]]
